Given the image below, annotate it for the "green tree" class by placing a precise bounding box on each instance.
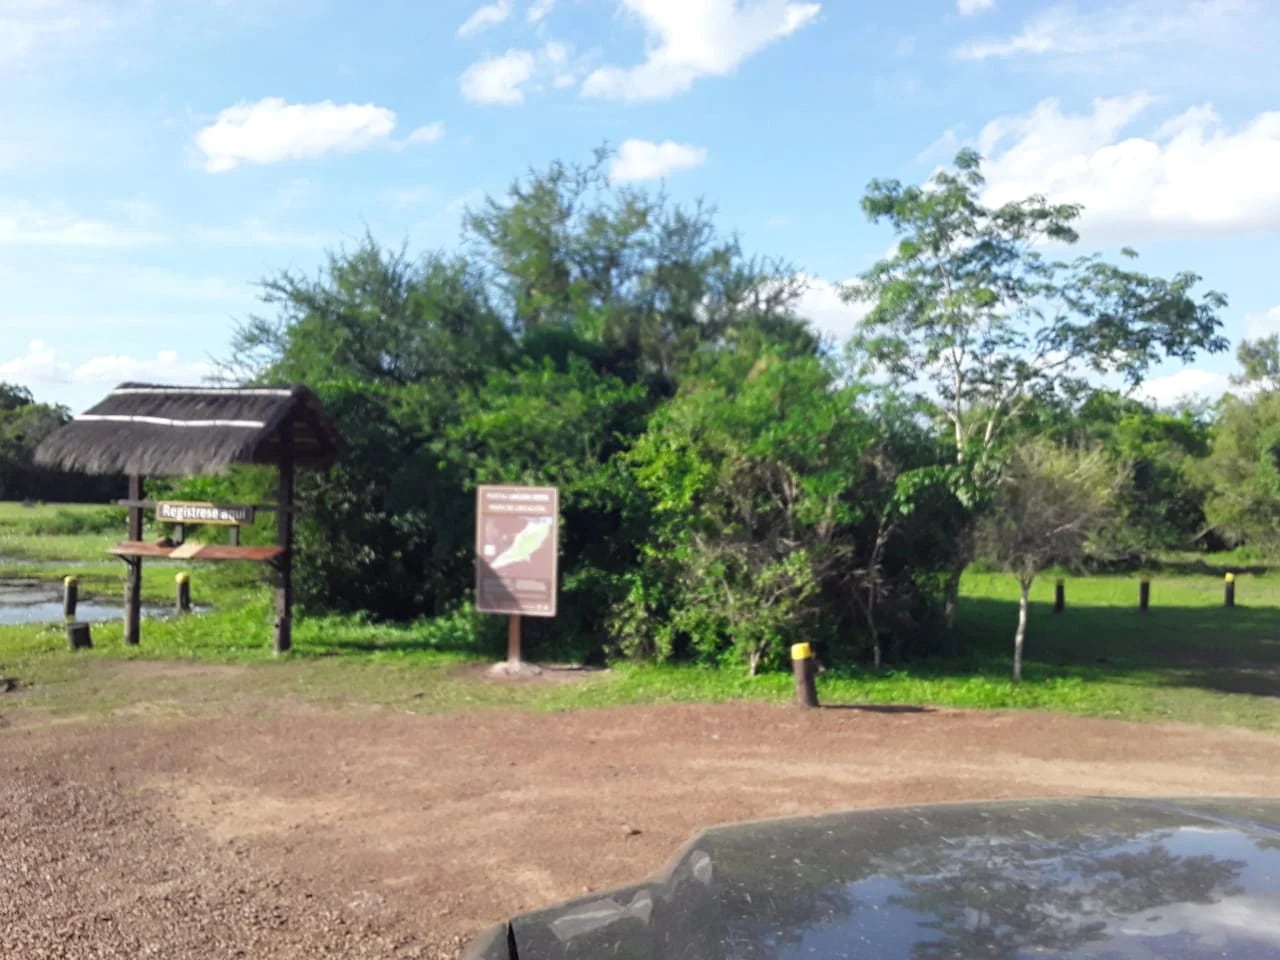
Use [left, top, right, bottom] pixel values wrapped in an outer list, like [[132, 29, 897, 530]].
[[463, 150, 811, 385], [620, 352, 958, 673], [1192, 337, 1280, 552], [843, 149, 1228, 627], [977, 439, 1125, 680]]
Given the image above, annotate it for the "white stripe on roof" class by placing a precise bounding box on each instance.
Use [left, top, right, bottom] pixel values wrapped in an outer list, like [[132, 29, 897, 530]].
[[77, 414, 267, 428], [108, 387, 294, 397]]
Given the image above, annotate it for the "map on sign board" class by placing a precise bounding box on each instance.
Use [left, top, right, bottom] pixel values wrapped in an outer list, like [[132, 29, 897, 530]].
[[475, 485, 558, 617]]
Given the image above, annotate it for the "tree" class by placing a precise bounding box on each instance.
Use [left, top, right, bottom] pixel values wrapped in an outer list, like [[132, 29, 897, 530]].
[[843, 149, 1228, 627], [619, 351, 961, 673], [977, 438, 1125, 681], [1017, 389, 1212, 555], [1191, 336, 1280, 552], [463, 150, 810, 386]]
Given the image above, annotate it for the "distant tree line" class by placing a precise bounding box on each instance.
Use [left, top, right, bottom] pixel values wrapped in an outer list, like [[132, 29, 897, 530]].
[[17, 147, 1276, 675], [0, 384, 122, 503]]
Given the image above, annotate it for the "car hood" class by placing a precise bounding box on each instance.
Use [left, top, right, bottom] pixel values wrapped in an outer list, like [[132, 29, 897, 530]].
[[463, 796, 1280, 959]]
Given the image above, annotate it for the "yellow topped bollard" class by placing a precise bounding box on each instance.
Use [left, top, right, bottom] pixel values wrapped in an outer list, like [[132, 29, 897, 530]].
[[1225, 572, 1236, 608], [791, 642, 818, 708], [175, 571, 191, 614], [62, 575, 78, 620]]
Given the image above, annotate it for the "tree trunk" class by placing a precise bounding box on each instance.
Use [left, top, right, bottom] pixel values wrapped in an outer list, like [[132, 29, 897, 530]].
[[1013, 580, 1030, 683], [943, 527, 975, 638]]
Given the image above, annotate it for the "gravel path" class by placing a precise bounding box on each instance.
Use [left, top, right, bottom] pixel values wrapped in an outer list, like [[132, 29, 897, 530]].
[[4, 697, 1280, 958]]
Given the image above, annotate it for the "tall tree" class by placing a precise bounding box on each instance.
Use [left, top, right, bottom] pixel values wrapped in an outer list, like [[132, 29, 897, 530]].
[[843, 149, 1228, 625]]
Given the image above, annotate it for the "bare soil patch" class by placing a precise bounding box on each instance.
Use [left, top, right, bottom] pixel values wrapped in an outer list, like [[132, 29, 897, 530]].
[[4, 700, 1280, 959]]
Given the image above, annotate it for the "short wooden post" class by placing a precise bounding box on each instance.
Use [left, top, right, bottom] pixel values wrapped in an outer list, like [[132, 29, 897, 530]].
[[175, 572, 191, 614], [124, 474, 143, 646], [274, 420, 295, 655], [791, 642, 819, 708], [66, 621, 92, 650], [507, 614, 523, 664], [1139, 579, 1150, 613], [63, 576, 78, 619], [1225, 572, 1236, 608], [1054, 579, 1065, 614]]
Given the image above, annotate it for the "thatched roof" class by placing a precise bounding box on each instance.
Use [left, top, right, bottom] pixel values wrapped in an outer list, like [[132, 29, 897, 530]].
[[34, 383, 343, 477]]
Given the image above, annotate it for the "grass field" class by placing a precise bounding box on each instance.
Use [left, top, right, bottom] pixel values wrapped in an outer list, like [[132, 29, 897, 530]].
[[3, 502, 1280, 730]]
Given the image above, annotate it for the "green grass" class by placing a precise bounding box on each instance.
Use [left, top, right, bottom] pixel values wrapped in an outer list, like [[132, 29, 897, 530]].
[[3, 502, 1280, 731]]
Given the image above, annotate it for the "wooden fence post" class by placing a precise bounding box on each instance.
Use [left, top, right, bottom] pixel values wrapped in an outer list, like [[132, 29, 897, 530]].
[[1054, 579, 1065, 614], [1225, 572, 1236, 608], [791, 642, 819, 708], [66, 621, 91, 650], [124, 474, 143, 646], [63, 576, 78, 619], [274, 420, 295, 655], [175, 572, 191, 614], [1139, 579, 1150, 613]]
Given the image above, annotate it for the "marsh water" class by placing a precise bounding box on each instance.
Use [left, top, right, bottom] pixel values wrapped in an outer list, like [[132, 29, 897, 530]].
[[0, 577, 195, 625]]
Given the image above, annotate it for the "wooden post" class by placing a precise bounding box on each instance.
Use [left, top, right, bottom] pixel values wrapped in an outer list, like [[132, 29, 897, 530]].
[[791, 642, 819, 708], [124, 474, 143, 646], [274, 420, 295, 655], [175, 572, 191, 614], [63, 576, 78, 619], [1053, 579, 1065, 614], [1139, 579, 1150, 613], [1225, 572, 1236, 608], [507, 614, 522, 664], [66, 621, 92, 650]]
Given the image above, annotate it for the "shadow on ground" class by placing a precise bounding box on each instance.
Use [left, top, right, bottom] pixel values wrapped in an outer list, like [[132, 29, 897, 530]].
[[952, 596, 1280, 699]]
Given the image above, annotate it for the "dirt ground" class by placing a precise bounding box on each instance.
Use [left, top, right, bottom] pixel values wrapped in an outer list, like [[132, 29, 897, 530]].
[[5, 689, 1280, 959]]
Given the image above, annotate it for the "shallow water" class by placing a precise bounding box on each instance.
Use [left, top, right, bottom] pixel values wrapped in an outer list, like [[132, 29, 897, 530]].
[[0, 578, 199, 626]]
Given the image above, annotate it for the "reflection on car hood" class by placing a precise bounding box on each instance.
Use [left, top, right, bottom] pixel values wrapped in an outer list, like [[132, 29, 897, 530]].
[[463, 796, 1280, 960]]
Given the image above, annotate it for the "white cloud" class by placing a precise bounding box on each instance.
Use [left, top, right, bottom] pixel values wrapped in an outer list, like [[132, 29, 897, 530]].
[[581, 0, 821, 102], [188, 219, 327, 247], [1245, 306, 1280, 339], [195, 97, 397, 173], [957, 0, 994, 14], [954, 0, 1256, 62], [795, 275, 870, 343], [609, 139, 708, 182], [458, 0, 513, 36], [61, 264, 250, 304], [974, 94, 1280, 238], [1138, 367, 1232, 407], [0, 0, 108, 69], [0, 202, 162, 247], [459, 42, 577, 104], [384, 185, 434, 209], [405, 121, 446, 145], [527, 0, 555, 23], [0, 340, 214, 402], [459, 49, 537, 104]]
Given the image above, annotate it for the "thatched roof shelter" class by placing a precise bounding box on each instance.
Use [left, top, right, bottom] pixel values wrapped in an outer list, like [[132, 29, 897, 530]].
[[34, 383, 343, 477]]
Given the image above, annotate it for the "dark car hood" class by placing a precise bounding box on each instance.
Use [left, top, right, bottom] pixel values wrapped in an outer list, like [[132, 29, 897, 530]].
[[463, 796, 1280, 959]]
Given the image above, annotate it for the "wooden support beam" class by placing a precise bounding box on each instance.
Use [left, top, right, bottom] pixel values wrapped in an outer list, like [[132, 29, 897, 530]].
[[507, 614, 522, 664], [274, 420, 295, 655], [124, 474, 143, 646]]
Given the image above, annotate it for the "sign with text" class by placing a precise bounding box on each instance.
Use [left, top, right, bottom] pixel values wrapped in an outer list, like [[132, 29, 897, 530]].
[[475, 484, 558, 617], [156, 501, 255, 526]]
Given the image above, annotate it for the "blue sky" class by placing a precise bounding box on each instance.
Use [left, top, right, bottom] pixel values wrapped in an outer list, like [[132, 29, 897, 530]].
[[4, 0, 1280, 413]]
